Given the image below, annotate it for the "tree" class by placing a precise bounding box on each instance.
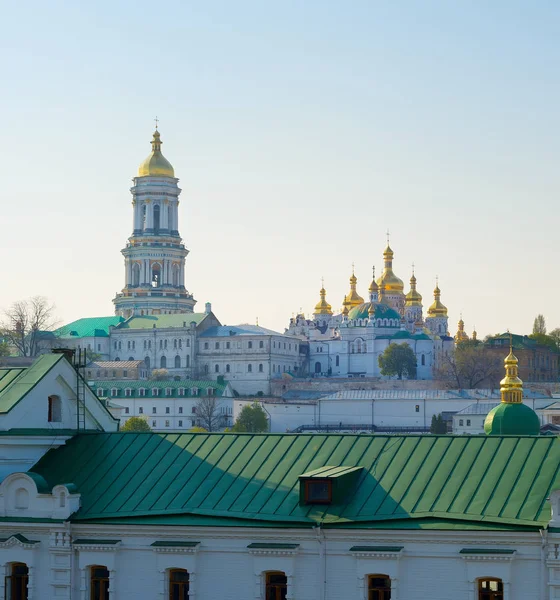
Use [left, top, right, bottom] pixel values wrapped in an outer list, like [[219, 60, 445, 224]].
[[232, 402, 269, 433], [549, 328, 560, 352], [150, 368, 169, 380], [121, 416, 151, 432], [435, 340, 502, 388], [528, 332, 558, 352], [533, 314, 547, 335], [0, 341, 10, 358], [1, 296, 58, 357], [188, 426, 208, 433], [430, 414, 447, 434], [194, 396, 224, 432], [378, 343, 417, 380]]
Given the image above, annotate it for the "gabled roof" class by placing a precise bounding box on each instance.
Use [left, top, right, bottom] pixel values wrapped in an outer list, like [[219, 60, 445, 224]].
[[29, 432, 560, 530], [117, 313, 209, 330], [91, 361, 146, 369], [199, 324, 284, 338], [0, 354, 66, 414], [54, 316, 124, 339]]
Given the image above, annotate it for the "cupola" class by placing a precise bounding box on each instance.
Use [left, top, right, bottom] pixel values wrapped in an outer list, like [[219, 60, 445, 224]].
[[137, 129, 175, 178], [427, 281, 448, 317], [314, 281, 333, 316], [342, 267, 364, 311]]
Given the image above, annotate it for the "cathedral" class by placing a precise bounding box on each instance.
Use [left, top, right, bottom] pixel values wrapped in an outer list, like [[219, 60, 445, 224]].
[[286, 243, 454, 379]]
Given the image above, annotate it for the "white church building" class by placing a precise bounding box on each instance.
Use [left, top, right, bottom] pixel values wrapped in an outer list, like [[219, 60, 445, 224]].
[[0, 351, 559, 599]]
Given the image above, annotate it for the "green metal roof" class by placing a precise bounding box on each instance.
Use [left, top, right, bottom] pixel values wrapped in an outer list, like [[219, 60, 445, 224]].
[[117, 313, 209, 330], [55, 316, 124, 339], [29, 433, 560, 530], [347, 302, 401, 323], [92, 379, 227, 398], [0, 354, 66, 414], [349, 545, 403, 552]]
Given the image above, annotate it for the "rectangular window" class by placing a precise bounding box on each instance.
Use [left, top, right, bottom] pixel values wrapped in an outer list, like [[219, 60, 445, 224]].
[[165, 420, 170, 427], [304, 479, 332, 504], [166, 407, 170, 414], [226, 341, 230, 349], [415, 404, 420, 413], [139, 407, 143, 414], [5, 562, 29, 600], [125, 407, 129, 414], [467, 419, 471, 426], [259, 340, 264, 349], [178, 406, 183, 414], [169, 569, 189, 600], [265, 571, 287, 600], [178, 420, 183, 427], [248, 341, 253, 349], [152, 420, 156, 427], [123, 370, 128, 378], [459, 419, 464, 426], [152, 407, 157, 414]]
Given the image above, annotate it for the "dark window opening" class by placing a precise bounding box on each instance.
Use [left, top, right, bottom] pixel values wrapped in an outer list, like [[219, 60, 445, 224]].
[[304, 479, 332, 504]]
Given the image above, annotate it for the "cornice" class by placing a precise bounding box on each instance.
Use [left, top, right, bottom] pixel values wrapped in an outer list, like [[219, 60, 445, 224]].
[[0, 537, 39, 549], [248, 549, 299, 556], [72, 542, 121, 552]]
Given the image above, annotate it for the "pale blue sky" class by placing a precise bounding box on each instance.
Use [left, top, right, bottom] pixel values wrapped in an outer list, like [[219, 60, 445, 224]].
[[1, 1, 559, 336]]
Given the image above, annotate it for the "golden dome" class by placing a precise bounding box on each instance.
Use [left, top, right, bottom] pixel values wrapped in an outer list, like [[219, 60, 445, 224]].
[[405, 272, 422, 307], [472, 327, 477, 341], [500, 345, 523, 403], [342, 268, 364, 310], [376, 244, 404, 293], [138, 130, 175, 177], [455, 316, 469, 342], [368, 266, 379, 294], [427, 284, 448, 317], [314, 284, 333, 316]]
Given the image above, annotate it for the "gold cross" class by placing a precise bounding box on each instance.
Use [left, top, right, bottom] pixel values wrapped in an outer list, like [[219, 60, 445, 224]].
[[386, 229, 390, 245], [154, 116, 159, 130]]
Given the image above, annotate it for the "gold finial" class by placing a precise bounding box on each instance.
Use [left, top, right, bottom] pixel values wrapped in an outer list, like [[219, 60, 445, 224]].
[[372, 265, 375, 278], [154, 116, 159, 130], [386, 229, 390, 245], [321, 276, 324, 288], [500, 330, 523, 404], [256, 316, 259, 326], [352, 262, 355, 275], [412, 262, 415, 276]]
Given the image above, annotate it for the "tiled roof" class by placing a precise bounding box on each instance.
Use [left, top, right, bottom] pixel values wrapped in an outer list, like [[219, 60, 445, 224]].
[[91, 361, 146, 369], [55, 316, 124, 339], [92, 379, 227, 398], [199, 324, 284, 338], [0, 354, 66, 414], [117, 313, 209, 330], [455, 403, 500, 415], [30, 433, 560, 529]]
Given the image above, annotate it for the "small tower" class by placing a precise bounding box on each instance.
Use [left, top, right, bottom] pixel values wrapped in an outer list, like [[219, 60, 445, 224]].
[[425, 279, 449, 336], [342, 266, 364, 312], [404, 267, 423, 332], [472, 326, 478, 342], [376, 242, 405, 316], [313, 280, 333, 326], [368, 267, 379, 302], [454, 315, 469, 343], [113, 127, 196, 318], [484, 341, 540, 435]]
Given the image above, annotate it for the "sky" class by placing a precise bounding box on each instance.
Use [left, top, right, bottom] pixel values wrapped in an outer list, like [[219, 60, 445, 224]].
[[1, 1, 559, 337]]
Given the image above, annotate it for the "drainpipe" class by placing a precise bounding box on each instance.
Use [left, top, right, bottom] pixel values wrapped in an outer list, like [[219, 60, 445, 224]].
[[314, 524, 326, 600], [540, 529, 547, 600]]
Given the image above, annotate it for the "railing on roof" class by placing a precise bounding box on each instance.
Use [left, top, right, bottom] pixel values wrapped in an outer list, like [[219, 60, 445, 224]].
[[289, 424, 431, 434]]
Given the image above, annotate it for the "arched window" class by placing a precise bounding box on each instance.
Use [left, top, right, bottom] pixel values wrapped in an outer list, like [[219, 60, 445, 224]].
[[265, 571, 287, 600], [152, 263, 161, 288], [145, 356, 151, 369], [15, 488, 29, 509], [132, 263, 140, 286], [368, 574, 391, 599], [90, 566, 109, 600], [175, 355, 181, 369], [478, 578, 503, 600], [5, 562, 29, 600], [48, 395, 62, 422], [128, 356, 134, 361], [315, 361, 321, 373], [226, 364, 230, 373], [169, 568, 189, 600], [153, 204, 160, 233], [356, 339, 362, 354], [160, 355, 167, 369]]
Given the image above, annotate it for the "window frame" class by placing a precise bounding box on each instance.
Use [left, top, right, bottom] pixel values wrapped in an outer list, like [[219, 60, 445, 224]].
[[90, 565, 110, 600], [5, 562, 29, 600], [367, 574, 391, 600], [265, 571, 287, 600], [478, 577, 504, 600], [303, 478, 332, 504]]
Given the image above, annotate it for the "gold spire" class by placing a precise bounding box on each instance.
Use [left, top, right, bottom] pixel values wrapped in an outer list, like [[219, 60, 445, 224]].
[[472, 326, 477, 341], [454, 313, 469, 342], [314, 278, 333, 315], [500, 336, 523, 404], [342, 265, 364, 310], [368, 266, 379, 295], [137, 127, 175, 177], [405, 265, 422, 307], [376, 242, 404, 293], [427, 277, 448, 317]]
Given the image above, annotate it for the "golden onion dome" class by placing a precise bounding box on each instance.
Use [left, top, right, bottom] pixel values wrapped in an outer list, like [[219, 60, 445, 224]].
[[405, 273, 422, 307], [314, 285, 333, 316], [368, 266, 379, 294], [427, 284, 448, 317], [342, 268, 364, 310], [376, 244, 404, 293], [454, 316, 469, 342], [138, 130, 175, 177]]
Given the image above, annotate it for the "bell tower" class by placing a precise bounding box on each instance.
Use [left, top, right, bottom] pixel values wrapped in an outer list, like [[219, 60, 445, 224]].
[[113, 127, 196, 318]]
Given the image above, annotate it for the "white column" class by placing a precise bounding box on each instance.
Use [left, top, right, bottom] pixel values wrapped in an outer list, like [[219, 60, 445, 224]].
[[158, 569, 165, 598], [79, 568, 87, 600], [109, 570, 116, 597], [27, 566, 34, 600], [162, 201, 169, 229], [146, 203, 154, 229], [189, 572, 197, 600], [0, 564, 6, 600], [286, 573, 295, 600], [254, 573, 261, 599]]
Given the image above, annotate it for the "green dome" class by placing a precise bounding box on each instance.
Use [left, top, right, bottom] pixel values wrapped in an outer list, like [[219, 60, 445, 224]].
[[347, 302, 401, 324], [484, 403, 540, 436]]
